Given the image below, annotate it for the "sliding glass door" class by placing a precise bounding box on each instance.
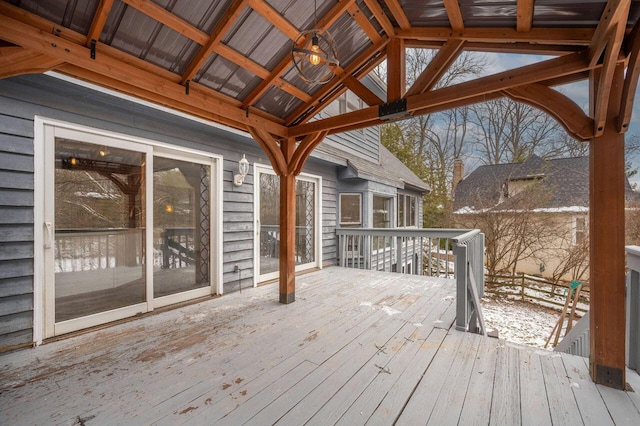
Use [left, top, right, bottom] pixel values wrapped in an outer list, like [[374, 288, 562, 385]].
[[42, 123, 219, 337]]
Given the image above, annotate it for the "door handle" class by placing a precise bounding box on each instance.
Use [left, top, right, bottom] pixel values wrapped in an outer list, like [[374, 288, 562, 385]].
[[44, 222, 53, 249]]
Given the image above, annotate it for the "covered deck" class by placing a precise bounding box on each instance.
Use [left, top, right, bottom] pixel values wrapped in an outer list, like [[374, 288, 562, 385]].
[[2, 268, 639, 425]]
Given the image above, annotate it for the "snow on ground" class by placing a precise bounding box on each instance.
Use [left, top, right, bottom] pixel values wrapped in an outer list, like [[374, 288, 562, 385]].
[[481, 293, 563, 349]]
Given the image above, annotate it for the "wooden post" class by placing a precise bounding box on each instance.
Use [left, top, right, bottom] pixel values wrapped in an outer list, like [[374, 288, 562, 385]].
[[279, 172, 296, 304], [386, 37, 405, 102], [279, 138, 297, 304], [589, 64, 626, 389]]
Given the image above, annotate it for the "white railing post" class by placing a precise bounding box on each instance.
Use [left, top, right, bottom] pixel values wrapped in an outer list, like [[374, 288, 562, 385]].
[[627, 246, 640, 373], [455, 243, 468, 331]]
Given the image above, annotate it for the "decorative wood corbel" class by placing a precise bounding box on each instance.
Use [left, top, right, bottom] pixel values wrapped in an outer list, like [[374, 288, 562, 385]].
[[504, 83, 594, 141]]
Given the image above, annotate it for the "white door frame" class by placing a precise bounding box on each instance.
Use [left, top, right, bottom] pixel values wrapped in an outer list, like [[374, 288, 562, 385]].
[[253, 164, 322, 286], [34, 117, 223, 342]]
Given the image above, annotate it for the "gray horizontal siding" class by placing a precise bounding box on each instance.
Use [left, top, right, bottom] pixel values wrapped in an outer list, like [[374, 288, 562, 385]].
[[0, 110, 34, 350], [0, 74, 343, 345]]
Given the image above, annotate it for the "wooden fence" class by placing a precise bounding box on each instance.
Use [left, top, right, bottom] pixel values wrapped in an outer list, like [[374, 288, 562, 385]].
[[485, 273, 590, 314]]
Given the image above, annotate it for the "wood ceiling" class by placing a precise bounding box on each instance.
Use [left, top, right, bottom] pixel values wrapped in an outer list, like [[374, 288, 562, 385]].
[[0, 0, 638, 145]]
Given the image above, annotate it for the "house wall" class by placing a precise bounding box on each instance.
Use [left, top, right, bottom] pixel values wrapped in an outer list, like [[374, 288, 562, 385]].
[[455, 212, 589, 282], [0, 74, 341, 350], [320, 92, 379, 164]]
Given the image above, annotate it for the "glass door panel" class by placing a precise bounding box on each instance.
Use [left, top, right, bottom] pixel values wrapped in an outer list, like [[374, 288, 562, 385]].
[[296, 180, 315, 265], [257, 170, 318, 281], [153, 157, 211, 298], [54, 139, 145, 322], [259, 173, 280, 276]]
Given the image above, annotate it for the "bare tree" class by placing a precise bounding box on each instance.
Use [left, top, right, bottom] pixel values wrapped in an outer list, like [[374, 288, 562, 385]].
[[454, 180, 561, 277], [469, 98, 564, 165]]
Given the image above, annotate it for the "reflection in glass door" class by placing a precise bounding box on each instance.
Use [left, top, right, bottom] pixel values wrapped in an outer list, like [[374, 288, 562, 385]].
[[53, 139, 146, 323], [153, 156, 211, 300], [256, 167, 320, 282]]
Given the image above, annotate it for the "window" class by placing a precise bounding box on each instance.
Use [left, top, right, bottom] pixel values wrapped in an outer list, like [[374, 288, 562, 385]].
[[397, 194, 417, 227], [574, 217, 587, 245], [373, 195, 391, 228], [338, 93, 347, 114], [339, 193, 361, 226]]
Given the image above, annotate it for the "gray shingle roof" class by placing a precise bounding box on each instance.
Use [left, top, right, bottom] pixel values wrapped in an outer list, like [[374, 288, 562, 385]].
[[453, 155, 633, 213]]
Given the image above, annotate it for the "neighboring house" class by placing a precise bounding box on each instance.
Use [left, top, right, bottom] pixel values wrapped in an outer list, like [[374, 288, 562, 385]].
[[453, 155, 638, 281], [0, 73, 428, 351]]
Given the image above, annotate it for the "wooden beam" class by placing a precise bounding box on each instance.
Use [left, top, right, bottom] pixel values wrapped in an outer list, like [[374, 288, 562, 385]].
[[382, 0, 411, 30], [279, 168, 296, 304], [443, 0, 464, 32], [0, 46, 63, 79], [406, 39, 464, 97], [59, 63, 281, 132], [284, 38, 388, 126], [589, 0, 631, 65], [619, 21, 640, 132], [121, 0, 209, 45], [248, 0, 299, 41], [396, 27, 596, 46], [348, 3, 382, 44], [592, 20, 627, 135], [363, 0, 394, 36], [247, 126, 287, 175], [407, 39, 583, 55], [290, 50, 595, 137], [0, 1, 86, 45], [504, 83, 594, 141], [241, 0, 356, 109], [0, 13, 288, 137], [387, 37, 405, 101], [181, 0, 250, 83], [343, 76, 383, 106], [516, 0, 534, 33], [589, 63, 627, 390], [289, 131, 328, 175], [86, 0, 114, 46]]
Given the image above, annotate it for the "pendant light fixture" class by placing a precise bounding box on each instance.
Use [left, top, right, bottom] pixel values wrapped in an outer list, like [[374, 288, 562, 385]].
[[291, 0, 339, 85]]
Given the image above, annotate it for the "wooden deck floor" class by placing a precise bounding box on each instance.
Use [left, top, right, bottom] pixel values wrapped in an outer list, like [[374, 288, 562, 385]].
[[2, 267, 640, 425]]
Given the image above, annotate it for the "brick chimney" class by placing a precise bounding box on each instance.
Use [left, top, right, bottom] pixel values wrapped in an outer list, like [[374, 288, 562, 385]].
[[452, 159, 464, 198]]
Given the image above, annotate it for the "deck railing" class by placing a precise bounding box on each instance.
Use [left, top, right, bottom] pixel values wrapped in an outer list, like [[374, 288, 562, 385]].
[[628, 246, 640, 374], [336, 228, 486, 334], [556, 246, 640, 369]]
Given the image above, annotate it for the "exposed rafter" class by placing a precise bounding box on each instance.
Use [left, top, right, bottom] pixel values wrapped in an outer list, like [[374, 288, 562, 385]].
[[86, 0, 115, 46], [406, 39, 465, 97], [181, 0, 250, 84], [516, 0, 534, 33], [0, 13, 287, 136], [444, 0, 464, 32], [383, 0, 411, 30], [240, 0, 356, 109], [248, 0, 299, 41], [363, 0, 394, 36], [285, 39, 388, 126]]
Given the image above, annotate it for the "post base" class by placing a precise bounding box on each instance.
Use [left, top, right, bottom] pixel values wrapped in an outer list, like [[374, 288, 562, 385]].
[[279, 292, 295, 304]]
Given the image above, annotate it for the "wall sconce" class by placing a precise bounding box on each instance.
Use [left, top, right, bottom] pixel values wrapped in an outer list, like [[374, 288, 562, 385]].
[[234, 154, 250, 186]]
